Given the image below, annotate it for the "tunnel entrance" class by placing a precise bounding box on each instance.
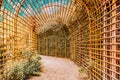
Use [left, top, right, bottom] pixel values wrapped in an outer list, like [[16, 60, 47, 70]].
[[37, 21, 70, 58]]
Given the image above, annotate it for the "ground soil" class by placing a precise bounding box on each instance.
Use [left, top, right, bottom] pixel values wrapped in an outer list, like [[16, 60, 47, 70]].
[[29, 55, 88, 80]]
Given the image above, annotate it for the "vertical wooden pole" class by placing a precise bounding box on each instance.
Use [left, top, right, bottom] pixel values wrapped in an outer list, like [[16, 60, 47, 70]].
[[70, 35, 72, 59], [39, 36, 41, 54], [112, 0, 117, 79], [103, 4, 106, 79], [46, 34, 48, 56], [89, 17, 92, 79], [37, 35, 40, 54], [62, 28, 67, 58], [65, 34, 67, 58], [55, 34, 58, 57], [74, 31, 76, 60]]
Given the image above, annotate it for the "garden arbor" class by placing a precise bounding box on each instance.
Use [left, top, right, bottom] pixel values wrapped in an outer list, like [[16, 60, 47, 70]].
[[0, 0, 120, 80]]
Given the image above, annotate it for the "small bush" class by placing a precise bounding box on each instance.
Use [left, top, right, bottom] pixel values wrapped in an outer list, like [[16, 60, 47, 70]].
[[79, 67, 85, 73], [6, 50, 42, 80], [31, 54, 41, 72], [79, 67, 89, 80], [79, 63, 94, 80], [86, 62, 94, 78], [22, 48, 32, 58], [24, 54, 41, 79], [7, 60, 25, 80]]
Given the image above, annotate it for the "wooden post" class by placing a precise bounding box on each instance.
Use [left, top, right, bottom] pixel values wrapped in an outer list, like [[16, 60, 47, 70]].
[[37, 35, 40, 54], [111, 0, 117, 79], [63, 28, 67, 58], [39, 35, 41, 54], [73, 31, 76, 60], [89, 17, 93, 79], [46, 33, 48, 56], [103, 4, 106, 80], [55, 33, 58, 57], [64, 34, 67, 58]]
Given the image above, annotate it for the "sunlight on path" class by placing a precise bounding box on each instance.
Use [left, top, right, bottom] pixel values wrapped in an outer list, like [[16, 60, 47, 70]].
[[29, 55, 80, 80]]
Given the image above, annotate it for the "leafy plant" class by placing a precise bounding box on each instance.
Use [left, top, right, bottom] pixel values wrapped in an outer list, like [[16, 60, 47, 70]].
[[7, 60, 25, 80], [24, 54, 41, 79], [79, 67, 85, 73], [79, 62, 94, 80], [22, 48, 32, 58], [79, 67, 89, 80], [6, 49, 42, 80], [87, 62, 94, 78], [30, 54, 41, 72]]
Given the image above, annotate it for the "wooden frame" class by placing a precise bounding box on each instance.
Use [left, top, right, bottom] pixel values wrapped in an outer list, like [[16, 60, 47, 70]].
[[0, 0, 120, 80]]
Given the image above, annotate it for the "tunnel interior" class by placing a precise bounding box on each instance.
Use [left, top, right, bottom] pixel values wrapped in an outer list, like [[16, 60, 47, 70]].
[[0, 0, 120, 80], [38, 21, 70, 58]]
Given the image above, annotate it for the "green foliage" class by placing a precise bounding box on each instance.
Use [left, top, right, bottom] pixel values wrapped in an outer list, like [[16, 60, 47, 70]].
[[30, 54, 41, 72], [86, 62, 94, 78], [22, 48, 32, 58], [7, 61, 25, 80], [79, 62, 94, 80], [23, 60, 34, 78], [79, 67, 89, 80], [6, 50, 42, 80], [79, 67, 85, 73], [24, 54, 41, 79]]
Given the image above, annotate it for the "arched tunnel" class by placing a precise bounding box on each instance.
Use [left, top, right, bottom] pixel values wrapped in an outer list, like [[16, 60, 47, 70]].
[[0, 0, 120, 80]]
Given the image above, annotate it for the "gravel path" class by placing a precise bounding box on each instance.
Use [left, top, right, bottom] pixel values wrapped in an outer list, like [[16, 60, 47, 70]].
[[29, 55, 81, 80]]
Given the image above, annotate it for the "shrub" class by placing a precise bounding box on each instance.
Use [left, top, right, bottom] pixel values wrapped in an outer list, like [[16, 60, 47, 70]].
[[30, 54, 41, 72], [24, 54, 41, 79], [6, 50, 42, 80], [7, 60, 25, 80], [24, 60, 34, 79], [22, 48, 32, 58], [86, 62, 94, 78], [79, 63, 94, 80], [79, 67, 85, 73]]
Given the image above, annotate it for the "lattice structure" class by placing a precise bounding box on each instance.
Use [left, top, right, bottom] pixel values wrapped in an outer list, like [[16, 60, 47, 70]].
[[38, 22, 70, 58], [90, 0, 120, 79], [0, 0, 37, 79], [0, 0, 120, 80]]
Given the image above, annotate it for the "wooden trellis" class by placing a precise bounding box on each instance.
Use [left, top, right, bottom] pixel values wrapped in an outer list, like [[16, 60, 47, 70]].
[[0, 0, 120, 80], [0, 0, 37, 79], [38, 24, 70, 58], [73, 0, 120, 80]]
